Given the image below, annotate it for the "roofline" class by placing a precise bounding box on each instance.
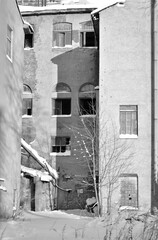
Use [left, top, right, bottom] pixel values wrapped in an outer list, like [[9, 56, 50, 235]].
[[15, 0, 24, 23], [91, 0, 126, 15], [19, 6, 97, 16]]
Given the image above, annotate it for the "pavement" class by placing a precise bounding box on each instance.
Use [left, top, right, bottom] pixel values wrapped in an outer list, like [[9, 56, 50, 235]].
[[0, 210, 104, 240]]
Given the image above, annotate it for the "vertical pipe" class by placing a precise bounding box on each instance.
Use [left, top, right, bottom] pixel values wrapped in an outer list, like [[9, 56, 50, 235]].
[[151, 0, 155, 213]]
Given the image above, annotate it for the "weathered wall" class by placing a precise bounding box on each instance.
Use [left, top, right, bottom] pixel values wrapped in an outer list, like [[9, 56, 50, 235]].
[[99, 0, 151, 213], [22, 11, 99, 209], [0, 0, 24, 218]]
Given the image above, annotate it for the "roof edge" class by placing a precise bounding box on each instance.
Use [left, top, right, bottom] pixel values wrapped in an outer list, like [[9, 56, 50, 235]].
[[91, 0, 126, 15]]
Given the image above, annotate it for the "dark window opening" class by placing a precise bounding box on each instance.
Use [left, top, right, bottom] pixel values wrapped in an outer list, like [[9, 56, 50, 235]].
[[22, 99, 32, 116], [80, 32, 96, 47], [79, 98, 96, 115], [52, 99, 71, 115], [24, 34, 33, 48], [51, 137, 71, 153]]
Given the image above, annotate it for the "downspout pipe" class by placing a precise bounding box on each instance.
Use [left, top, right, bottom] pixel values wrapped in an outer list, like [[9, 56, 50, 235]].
[[151, 0, 156, 213]]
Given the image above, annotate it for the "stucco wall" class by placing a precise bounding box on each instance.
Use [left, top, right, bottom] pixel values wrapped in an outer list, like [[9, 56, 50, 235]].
[[99, 0, 151, 213], [22, 11, 99, 209], [0, 0, 24, 218]]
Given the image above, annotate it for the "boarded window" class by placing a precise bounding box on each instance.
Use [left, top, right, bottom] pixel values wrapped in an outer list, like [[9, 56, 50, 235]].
[[120, 174, 138, 208], [53, 22, 72, 47], [56, 83, 71, 92], [120, 105, 138, 135], [51, 137, 71, 153]]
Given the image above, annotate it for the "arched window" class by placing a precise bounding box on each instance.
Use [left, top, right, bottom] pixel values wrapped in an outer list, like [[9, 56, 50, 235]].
[[79, 83, 96, 115], [52, 83, 71, 115], [22, 84, 33, 116], [53, 22, 72, 47], [80, 21, 96, 47], [23, 21, 34, 49], [56, 83, 71, 93]]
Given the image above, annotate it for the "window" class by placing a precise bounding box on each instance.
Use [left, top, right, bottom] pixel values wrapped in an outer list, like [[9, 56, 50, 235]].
[[7, 25, 13, 60], [51, 137, 71, 153], [120, 174, 138, 208], [53, 22, 72, 47], [22, 84, 33, 116], [80, 21, 96, 47], [24, 33, 33, 48], [23, 22, 34, 49], [56, 83, 71, 93], [79, 83, 96, 115], [52, 99, 71, 115], [120, 105, 138, 136], [79, 98, 96, 115]]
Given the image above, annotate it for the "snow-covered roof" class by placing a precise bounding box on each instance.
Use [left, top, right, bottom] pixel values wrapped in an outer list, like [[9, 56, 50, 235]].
[[21, 165, 53, 182], [21, 139, 58, 180], [91, 0, 126, 15], [19, 4, 97, 14]]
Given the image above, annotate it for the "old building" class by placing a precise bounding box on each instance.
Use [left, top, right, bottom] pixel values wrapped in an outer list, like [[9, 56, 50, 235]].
[[0, 0, 24, 218], [92, 0, 158, 214], [19, 2, 99, 210]]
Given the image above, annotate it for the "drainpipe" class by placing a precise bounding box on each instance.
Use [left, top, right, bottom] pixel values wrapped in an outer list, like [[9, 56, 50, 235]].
[[151, 0, 156, 213]]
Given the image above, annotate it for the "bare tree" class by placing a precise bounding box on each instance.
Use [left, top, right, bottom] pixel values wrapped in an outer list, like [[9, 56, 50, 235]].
[[68, 100, 134, 217]]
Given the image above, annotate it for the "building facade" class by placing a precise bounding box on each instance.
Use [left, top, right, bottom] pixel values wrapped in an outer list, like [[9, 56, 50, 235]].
[[92, 0, 158, 214], [0, 0, 24, 218], [20, 4, 99, 210]]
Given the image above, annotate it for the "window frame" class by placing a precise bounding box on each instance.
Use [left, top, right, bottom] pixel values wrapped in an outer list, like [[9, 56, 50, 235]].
[[119, 174, 138, 210], [6, 25, 13, 61], [52, 98, 71, 116], [53, 22, 72, 48], [120, 105, 138, 138], [22, 84, 33, 118], [50, 136, 71, 156]]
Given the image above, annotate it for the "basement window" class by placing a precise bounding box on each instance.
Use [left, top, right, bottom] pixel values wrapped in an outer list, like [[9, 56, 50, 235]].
[[52, 99, 71, 115], [51, 137, 71, 154]]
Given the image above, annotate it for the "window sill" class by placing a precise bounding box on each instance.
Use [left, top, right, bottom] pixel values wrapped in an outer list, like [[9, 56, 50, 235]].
[[51, 115, 71, 117], [50, 151, 71, 156], [24, 47, 34, 50], [80, 115, 96, 118], [119, 206, 138, 211], [52, 46, 72, 49], [22, 115, 32, 118], [119, 134, 138, 139]]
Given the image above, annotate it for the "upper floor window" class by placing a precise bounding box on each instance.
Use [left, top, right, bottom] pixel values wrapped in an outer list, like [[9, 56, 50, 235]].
[[52, 83, 71, 116], [120, 105, 138, 137], [22, 84, 33, 116], [51, 136, 71, 155], [7, 25, 13, 61], [79, 83, 96, 115], [56, 83, 71, 92], [23, 21, 34, 49], [52, 98, 71, 115], [53, 22, 72, 47], [80, 21, 96, 47]]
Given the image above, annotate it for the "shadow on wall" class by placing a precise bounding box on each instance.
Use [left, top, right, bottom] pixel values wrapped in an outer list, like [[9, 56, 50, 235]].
[[51, 47, 99, 87]]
